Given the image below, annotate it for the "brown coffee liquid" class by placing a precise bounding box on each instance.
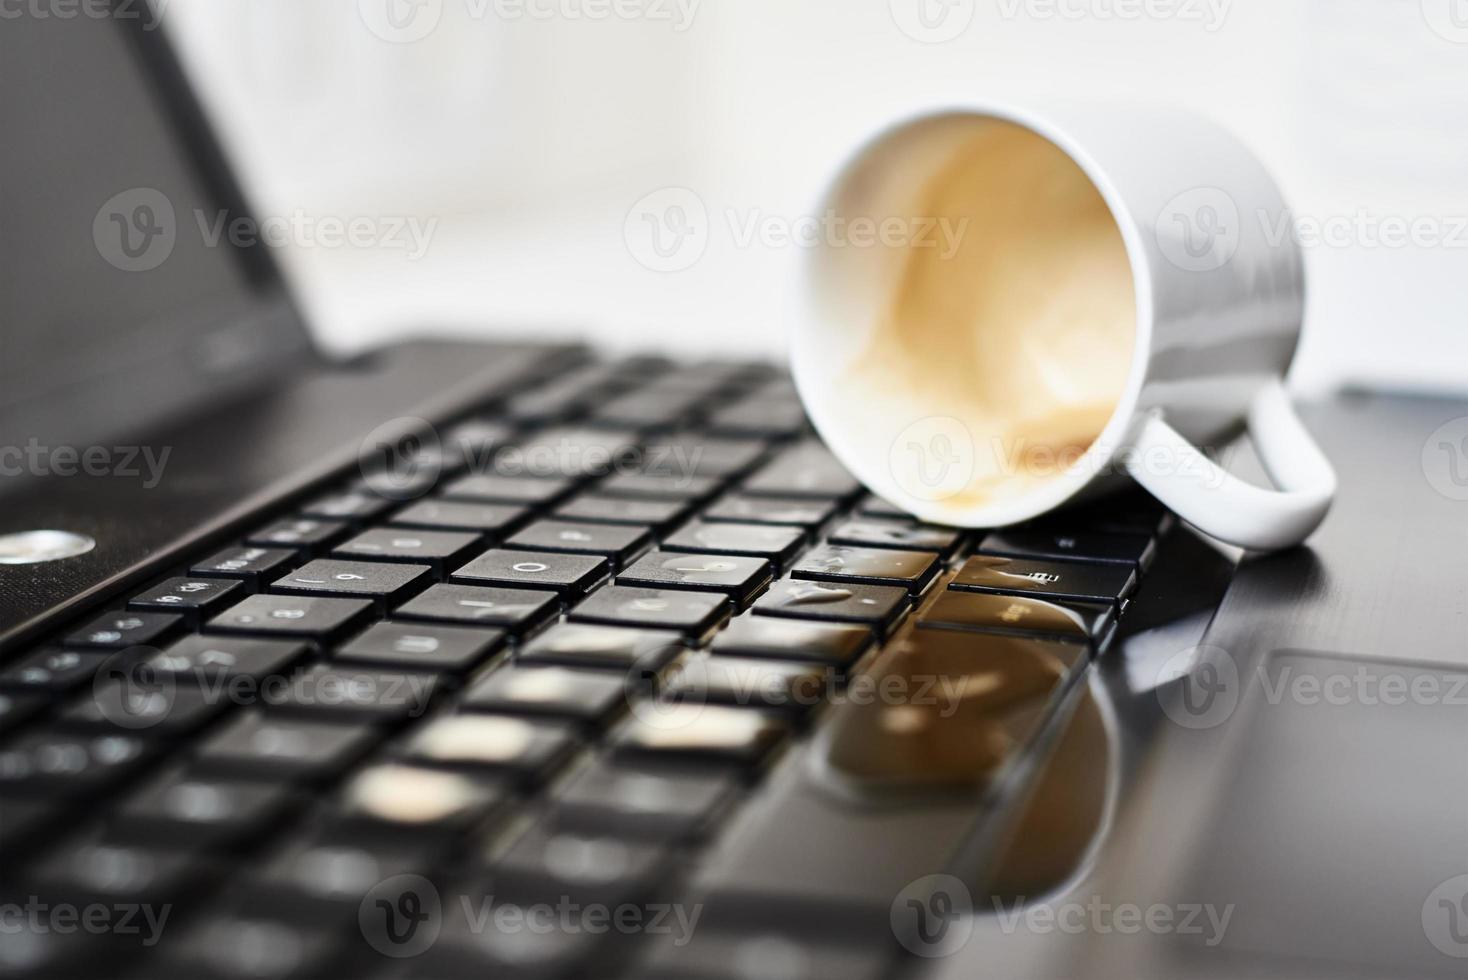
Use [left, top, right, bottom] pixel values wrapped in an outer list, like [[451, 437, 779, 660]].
[[850, 122, 1136, 508]]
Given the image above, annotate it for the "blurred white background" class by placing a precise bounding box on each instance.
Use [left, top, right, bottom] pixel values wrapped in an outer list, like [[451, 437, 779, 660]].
[[163, 0, 1468, 395]]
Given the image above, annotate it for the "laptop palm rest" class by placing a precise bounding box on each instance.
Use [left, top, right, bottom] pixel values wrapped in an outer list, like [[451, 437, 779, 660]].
[[1182, 650, 1468, 976]]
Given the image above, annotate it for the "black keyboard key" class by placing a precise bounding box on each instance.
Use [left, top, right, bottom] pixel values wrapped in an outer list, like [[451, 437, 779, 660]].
[[710, 616, 874, 669], [504, 519, 652, 566], [401, 715, 577, 781], [570, 586, 729, 639], [645, 434, 768, 478], [265, 665, 437, 722], [662, 520, 804, 564], [389, 499, 529, 536], [791, 544, 939, 595], [597, 471, 723, 501], [742, 442, 860, 498], [250, 833, 433, 911], [1037, 492, 1171, 535], [336, 622, 505, 673], [828, 518, 962, 557], [338, 764, 509, 836], [518, 624, 683, 673], [0, 691, 48, 735], [979, 527, 1155, 568], [666, 653, 835, 714], [395, 584, 559, 632], [706, 392, 807, 438], [144, 635, 309, 684], [0, 648, 108, 693], [591, 386, 705, 430], [114, 771, 295, 847], [703, 493, 838, 529], [441, 473, 575, 506], [412, 904, 599, 978], [191, 546, 296, 585], [128, 576, 244, 620], [488, 824, 671, 906], [555, 493, 691, 531], [462, 665, 627, 724], [246, 517, 349, 553], [0, 730, 155, 796], [64, 611, 183, 650], [507, 425, 641, 478], [853, 495, 910, 519], [300, 489, 395, 523], [197, 712, 379, 778], [752, 579, 908, 633], [505, 364, 624, 422], [639, 926, 892, 980], [269, 559, 432, 606], [160, 915, 336, 980], [612, 704, 790, 766], [951, 554, 1136, 604], [208, 594, 373, 641], [618, 552, 772, 605], [443, 419, 514, 469], [553, 763, 736, 841], [63, 681, 229, 734], [453, 548, 609, 598], [921, 589, 1112, 644], [29, 839, 206, 903], [333, 528, 481, 573], [0, 800, 59, 855]]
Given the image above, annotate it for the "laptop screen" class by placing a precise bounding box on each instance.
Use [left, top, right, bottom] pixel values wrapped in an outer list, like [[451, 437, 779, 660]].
[[0, 5, 311, 449]]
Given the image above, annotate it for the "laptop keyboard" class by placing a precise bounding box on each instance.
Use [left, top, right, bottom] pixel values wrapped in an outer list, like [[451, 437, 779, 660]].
[[0, 353, 1174, 979]]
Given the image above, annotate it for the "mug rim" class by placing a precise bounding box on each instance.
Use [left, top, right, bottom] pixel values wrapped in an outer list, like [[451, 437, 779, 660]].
[[793, 101, 1155, 529]]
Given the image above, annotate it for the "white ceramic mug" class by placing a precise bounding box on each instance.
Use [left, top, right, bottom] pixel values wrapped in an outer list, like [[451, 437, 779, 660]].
[[792, 101, 1337, 551]]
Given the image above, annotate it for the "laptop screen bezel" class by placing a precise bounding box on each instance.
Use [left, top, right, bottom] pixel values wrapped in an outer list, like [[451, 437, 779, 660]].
[[1, 2, 318, 456]]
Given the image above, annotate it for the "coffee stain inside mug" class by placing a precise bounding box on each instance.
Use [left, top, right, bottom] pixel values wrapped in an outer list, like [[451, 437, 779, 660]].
[[848, 122, 1136, 509]]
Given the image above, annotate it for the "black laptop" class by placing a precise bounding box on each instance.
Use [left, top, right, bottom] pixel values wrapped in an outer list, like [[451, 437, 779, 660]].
[[4, 7, 1467, 980]]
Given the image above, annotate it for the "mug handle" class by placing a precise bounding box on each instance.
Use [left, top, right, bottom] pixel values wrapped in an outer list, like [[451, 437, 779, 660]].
[[1123, 379, 1337, 551]]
